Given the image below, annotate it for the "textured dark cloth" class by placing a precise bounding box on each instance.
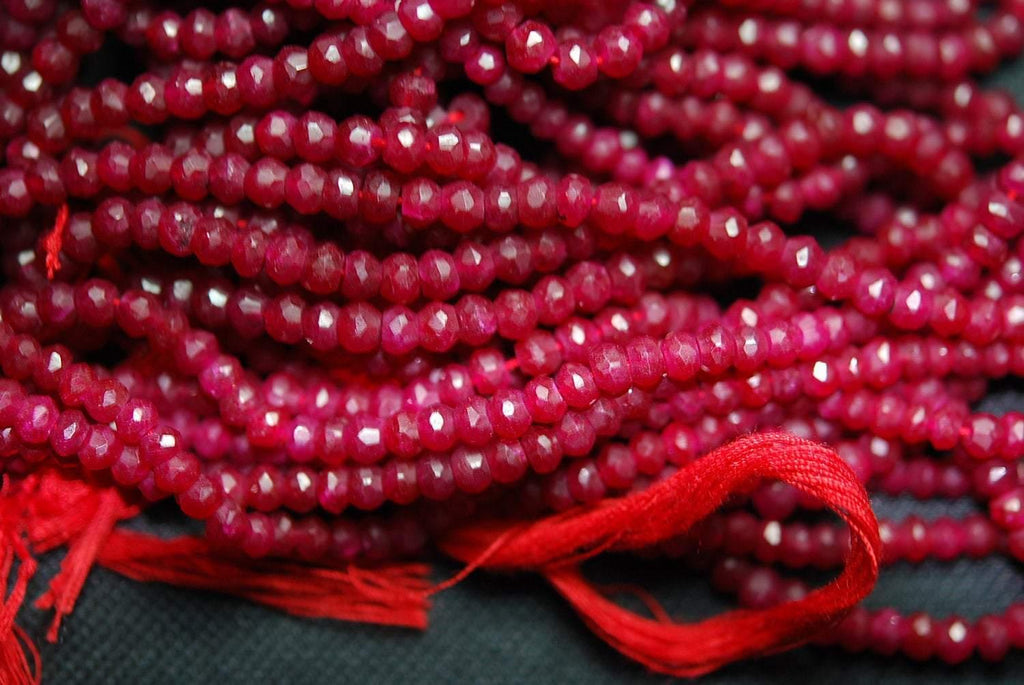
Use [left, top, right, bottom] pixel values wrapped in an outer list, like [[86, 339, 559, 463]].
[[11, 30, 1024, 685]]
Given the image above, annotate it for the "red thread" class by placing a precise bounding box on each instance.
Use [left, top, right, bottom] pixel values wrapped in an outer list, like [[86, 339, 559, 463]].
[[0, 436, 877, 677], [42, 204, 68, 281], [435, 432, 881, 677], [95, 531, 432, 629], [0, 477, 41, 685], [35, 488, 132, 641]]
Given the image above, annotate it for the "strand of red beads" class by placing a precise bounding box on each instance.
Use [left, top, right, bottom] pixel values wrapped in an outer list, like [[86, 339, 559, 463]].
[[0, 0, 1022, 677]]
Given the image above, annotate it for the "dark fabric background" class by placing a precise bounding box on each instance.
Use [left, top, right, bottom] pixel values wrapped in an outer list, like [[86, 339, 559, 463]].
[[10, 28, 1024, 685]]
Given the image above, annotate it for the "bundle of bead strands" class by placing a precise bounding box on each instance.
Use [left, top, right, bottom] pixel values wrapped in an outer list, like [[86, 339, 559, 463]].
[[0, 0, 1022, 680]]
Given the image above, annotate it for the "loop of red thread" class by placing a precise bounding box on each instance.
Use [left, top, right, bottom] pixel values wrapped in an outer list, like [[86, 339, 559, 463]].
[[436, 432, 881, 678]]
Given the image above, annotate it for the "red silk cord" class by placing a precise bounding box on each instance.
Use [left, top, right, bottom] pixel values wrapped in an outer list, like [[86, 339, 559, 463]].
[[436, 431, 881, 677], [1, 431, 879, 682]]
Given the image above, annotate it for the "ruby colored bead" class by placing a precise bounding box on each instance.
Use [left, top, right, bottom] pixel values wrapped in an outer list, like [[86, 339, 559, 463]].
[[381, 461, 418, 505], [360, 170, 401, 224], [868, 609, 907, 656], [348, 466, 385, 510], [381, 254, 420, 305], [930, 617, 975, 664], [552, 39, 598, 90], [265, 294, 305, 344], [488, 288, 535, 341], [566, 262, 612, 314], [379, 306, 418, 355], [418, 302, 458, 352], [178, 475, 221, 520], [78, 424, 123, 471], [963, 413, 1005, 460], [456, 295, 497, 347], [415, 403, 455, 452], [165, 68, 207, 120], [977, 616, 1011, 662], [425, 123, 465, 176], [556, 412, 596, 457], [335, 115, 379, 168], [400, 178, 441, 228], [697, 324, 736, 375], [990, 488, 1024, 530], [114, 399, 157, 446], [451, 397, 489, 447], [15, 395, 57, 445], [153, 452, 200, 495], [900, 612, 940, 661], [588, 343, 631, 396], [555, 363, 599, 409], [440, 181, 485, 232], [343, 416, 384, 465], [484, 388, 528, 440], [465, 45, 505, 86], [417, 454, 456, 501], [450, 447, 492, 494], [506, 21, 556, 74], [414, 250, 458, 301], [83, 378, 128, 424], [50, 410, 89, 458]]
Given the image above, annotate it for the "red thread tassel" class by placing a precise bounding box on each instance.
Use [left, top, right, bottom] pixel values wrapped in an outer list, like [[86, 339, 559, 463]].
[[35, 489, 132, 641], [0, 487, 41, 685], [96, 531, 432, 629]]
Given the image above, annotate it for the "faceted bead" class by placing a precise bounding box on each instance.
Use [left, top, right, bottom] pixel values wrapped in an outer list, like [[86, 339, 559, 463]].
[[440, 181, 484, 232], [425, 124, 465, 176], [401, 178, 442, 228], [488, 389, 530, 439], [153, 453, 200, 494], [552, 40, 598, 90], [417, 454, 456, 501], [16, 395, 58, 445], [381, 306, 419, 355], [83, 378, 128, 424], [78, 425, 123, 470], [349, 466, 386, 510], [506, 21, 556, 73], [451, 447, 492, 494], [494, 289, 537, 340], [556, 363, 598, 409], [698, 324, 736, 375], [417, 404, 457, 452], [963, 413, 1005, 460]]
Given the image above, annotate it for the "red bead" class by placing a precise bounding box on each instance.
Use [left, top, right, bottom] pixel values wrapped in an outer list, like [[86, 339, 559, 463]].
[[552, 39, 598, 90], [506, 21, 556, 74], [78, 425, 123, 471], [902, 612, 937, 661]]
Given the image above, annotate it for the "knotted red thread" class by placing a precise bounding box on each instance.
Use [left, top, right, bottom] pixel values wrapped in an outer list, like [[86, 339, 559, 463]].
[[435, 432, 882, 677], [42, 204, 68, 281]]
